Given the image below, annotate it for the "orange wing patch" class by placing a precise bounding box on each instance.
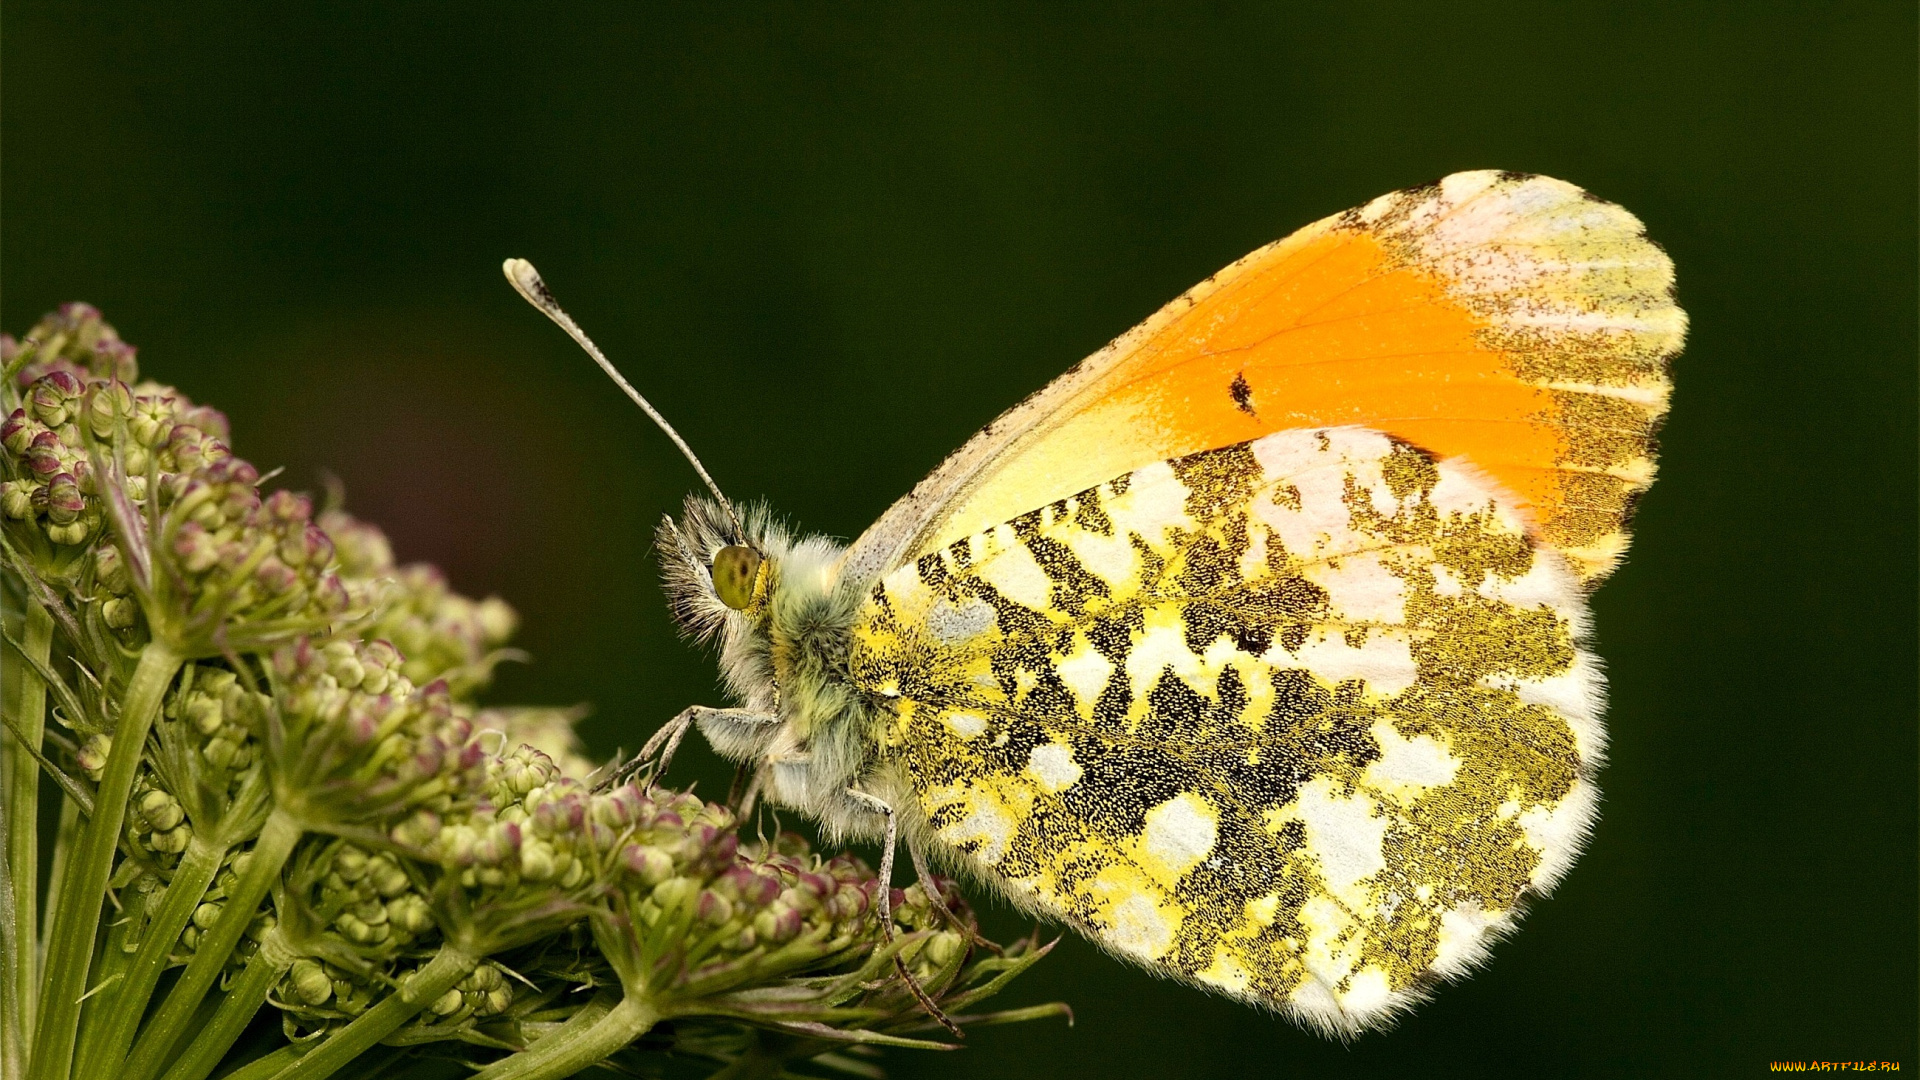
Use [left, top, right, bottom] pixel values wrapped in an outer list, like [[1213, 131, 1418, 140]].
[[876, 172, 1681, 585]]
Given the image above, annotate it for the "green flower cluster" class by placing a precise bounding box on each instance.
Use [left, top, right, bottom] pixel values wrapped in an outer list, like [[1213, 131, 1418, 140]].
[[0, 304, 1061, 1080], [320, 508, 518, 696]]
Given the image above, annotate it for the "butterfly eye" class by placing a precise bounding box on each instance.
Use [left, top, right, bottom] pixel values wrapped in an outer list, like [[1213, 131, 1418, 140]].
[[710, 545, 763, 610]]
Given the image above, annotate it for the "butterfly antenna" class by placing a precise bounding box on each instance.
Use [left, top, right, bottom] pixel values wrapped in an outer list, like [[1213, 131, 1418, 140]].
[[502, 258, 747, 542]]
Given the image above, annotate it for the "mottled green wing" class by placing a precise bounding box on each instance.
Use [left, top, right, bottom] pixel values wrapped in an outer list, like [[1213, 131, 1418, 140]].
[[849, 426, 1603, 1035]]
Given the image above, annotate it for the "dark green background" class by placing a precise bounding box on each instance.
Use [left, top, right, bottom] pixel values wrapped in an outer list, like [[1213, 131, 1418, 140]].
[[5, 4, 1914, 1077]]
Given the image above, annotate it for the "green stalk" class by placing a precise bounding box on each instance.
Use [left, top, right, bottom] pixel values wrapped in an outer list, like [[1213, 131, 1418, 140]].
[[76, 874, 159, 1061], [75, 835, 227, 1078], [4, 600, 53, 1074], [269, 942, 480, 1080], [38, 792, 79, 962], [122, 808, 300, 1080], [155, 926, 294, 1080], [469, 994, 660, 1080], [29, 639, 183, 1080], [214, 1047, 306, 1080]]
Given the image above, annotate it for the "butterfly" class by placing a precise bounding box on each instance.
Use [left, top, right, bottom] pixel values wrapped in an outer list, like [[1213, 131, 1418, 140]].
[[504, 169, 1683, 1036]]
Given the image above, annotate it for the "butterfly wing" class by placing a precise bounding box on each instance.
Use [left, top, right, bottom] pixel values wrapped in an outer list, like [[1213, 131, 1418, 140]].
[[843, 170, 1682, 588], [850, 428, 1601, 1033]]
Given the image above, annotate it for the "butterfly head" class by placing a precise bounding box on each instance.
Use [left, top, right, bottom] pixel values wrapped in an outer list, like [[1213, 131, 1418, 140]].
[[655, 494, 785, 643]]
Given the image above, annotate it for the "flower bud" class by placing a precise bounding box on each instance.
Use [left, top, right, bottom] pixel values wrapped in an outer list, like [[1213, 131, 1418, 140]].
[[94, 544, 132, 592], [103, 597, 139, 629], [1, 481, 35, 520], [753, 902, 804, 944], [1, 409, 39, 455], [193, 901, 223, 931], [77, 734, 112, 780], [921, 930, 965, 971], [519, 838, 557, 882], [623, 845, 674, 887], [28, 370, 82, 426], [150, 824, 193, 854], [367, 855, 410, 898], [44, 473, 83, 524], [47, 517, 92, 545], [138, 788, 185, 831], [289, 959, 333, 1006], [202, 736, 241, 769], [387, 894, 434, 936], [85, 379, 132, 439], [696, 888, 734, 926], [26, 430, 65, 476]]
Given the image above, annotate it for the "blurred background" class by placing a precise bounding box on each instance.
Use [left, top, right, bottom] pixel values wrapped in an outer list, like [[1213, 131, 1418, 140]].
[[5, 3, 1914, 1077]]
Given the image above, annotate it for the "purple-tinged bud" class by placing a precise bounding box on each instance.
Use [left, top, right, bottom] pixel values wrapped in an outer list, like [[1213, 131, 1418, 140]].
[[794, 872, 833, 903], [171, 521, 220, 574], [91, 338, 137, 382], [77, 735, 111, 780], [263, 489, 311, 524], [29, 371, 82, 426], [43, 473, 83, 523], [166, 423, 204, 463], [753, 902, 804, 943], [829, 884, 869, 920], [311, 573, 349, 614], [253, 555, 298, 595], [26, 430, 64, 476], [619, 845, 670, 889], [696, 888, 734, 925], [1, 409, 39, 455]]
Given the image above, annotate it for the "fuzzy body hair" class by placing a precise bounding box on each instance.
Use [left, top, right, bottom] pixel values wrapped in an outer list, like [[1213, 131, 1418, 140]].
[[657, 496, 903, 844]]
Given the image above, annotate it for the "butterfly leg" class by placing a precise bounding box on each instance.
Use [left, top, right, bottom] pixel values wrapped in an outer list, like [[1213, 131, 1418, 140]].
[[845, 788, 964, 1039], [908, 841, 1001, 955], [632, 706, 778, 785]]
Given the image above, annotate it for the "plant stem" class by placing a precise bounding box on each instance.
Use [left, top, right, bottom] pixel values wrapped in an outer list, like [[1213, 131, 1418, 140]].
[[38, 793, 78, 964], [156, 926, 292, 1080], [29, 639, 182, 1080], [76, 874, 159, 1065], [4, 599, 53, 1076], [470, 994, 660, 1080], [210, 1046, 306, 1080], [122, 808, 300, 1080], [268, 942, 480, 1080], [76, 835, 227, 1078]]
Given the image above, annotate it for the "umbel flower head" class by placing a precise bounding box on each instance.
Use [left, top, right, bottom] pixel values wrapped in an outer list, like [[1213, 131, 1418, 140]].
[[263, 636, 488, 830], [321, 507, 519, 698], [0, 303, 1064, 1080]]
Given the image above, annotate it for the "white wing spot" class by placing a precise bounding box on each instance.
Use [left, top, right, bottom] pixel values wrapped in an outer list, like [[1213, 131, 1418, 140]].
[[1142, 792, 1218, 879], [1025, 741, 1083, 794]]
